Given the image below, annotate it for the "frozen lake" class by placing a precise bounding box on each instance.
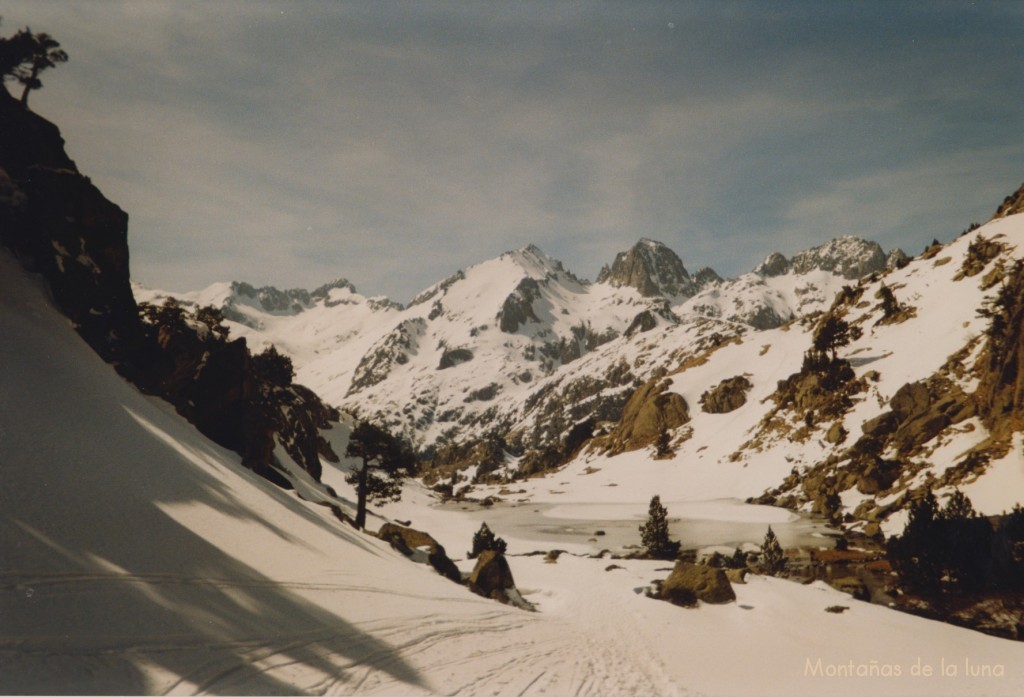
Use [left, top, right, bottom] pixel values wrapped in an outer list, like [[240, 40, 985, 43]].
[[440, 498, 837, 555]]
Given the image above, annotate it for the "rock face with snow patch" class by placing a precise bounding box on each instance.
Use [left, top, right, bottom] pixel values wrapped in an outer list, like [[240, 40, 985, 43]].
[[790, 236, 889, 279], [377, 523, 462, 583], [348, 318, 427, 394], [497, 277, 543, 333], [992, 182, 1024, 220], [468, 550, 534, 610]]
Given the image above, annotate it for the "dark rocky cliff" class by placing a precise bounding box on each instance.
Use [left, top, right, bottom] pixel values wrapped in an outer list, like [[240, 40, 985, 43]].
[[0, 86, 337, 488], [0, 87, 141, 366]]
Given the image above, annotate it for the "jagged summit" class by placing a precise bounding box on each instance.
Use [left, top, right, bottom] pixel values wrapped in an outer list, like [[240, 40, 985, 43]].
[[311, 277, 358, 298], [501, 243, 573, 280], [755, 236, 900, 280], [754, 252, 791, 277], [230, 281, 317, 314], [597, 238, 701, 299], [791, 236, 888, 279]]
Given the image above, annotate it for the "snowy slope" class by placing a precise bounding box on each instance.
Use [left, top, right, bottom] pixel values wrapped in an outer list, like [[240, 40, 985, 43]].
[[6, 251, 1024, 696], [504, 214, 1024, 533]]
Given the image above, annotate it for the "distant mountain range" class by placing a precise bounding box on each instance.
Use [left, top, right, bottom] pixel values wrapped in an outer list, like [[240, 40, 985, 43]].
[[137, 233, 904, 471], [133, 183, 1024, 545]]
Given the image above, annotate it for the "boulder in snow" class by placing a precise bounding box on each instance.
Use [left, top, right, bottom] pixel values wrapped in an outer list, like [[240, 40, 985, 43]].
[[468, 550, 534, 610], [657, 561, 736, 606], [377, 522, 462, 583]]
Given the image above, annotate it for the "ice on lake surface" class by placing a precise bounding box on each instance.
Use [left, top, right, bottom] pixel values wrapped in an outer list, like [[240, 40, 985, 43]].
[[442, 498, 834, 554]]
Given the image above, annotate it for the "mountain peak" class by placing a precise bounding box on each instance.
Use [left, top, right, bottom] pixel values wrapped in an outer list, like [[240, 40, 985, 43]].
[[311, 277, 357, 299], [596, 238, 697, 298], [230, 281, 314, 314], [501, 244, 582, 284], [790, 236, 888, 279], [754, 252, 791, 277]]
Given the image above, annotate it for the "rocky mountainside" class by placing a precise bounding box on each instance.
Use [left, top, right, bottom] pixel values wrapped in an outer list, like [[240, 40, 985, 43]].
[[596, 237, 704, 299], [140, 228, 909, 481]]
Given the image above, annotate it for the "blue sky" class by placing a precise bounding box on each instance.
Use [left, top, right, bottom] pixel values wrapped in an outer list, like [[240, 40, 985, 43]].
[[4, 1, 1023, 303]]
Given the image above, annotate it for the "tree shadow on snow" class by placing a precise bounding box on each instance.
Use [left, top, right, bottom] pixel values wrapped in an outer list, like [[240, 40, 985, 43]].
[[0, 300, 427, 695]]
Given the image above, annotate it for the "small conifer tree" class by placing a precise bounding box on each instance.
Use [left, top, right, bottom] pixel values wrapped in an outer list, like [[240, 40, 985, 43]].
[[887, 491, 941, 592], [878, 283, 900, 318], [468, 522, 507, 559], [823, 488, 843, 527], [729, 546, 748, 569], [639, 495, 681, 559], [760, 525, 786, 576]]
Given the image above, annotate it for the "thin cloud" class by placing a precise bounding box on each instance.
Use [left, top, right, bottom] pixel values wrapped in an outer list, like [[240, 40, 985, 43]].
[[3, 1, 1023, 302]]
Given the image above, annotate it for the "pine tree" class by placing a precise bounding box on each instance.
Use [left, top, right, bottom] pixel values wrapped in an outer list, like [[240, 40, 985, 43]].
[[760, 525, 786, 576], [251, 345, 294, 388], [345, 421, 414, 529], [654, 429, 673, 458], [0, 26, 68, 107], [878, 283, 900, 318], [887, 491, 941, 593], [729, 546, 748, 569], [195, 305, 230, 341], [468, 522, 507, 559], [823, 488, 843, 527], [639, 495, 680, 559], [812, 314, 852, 360], [939, 489, 991, 593]]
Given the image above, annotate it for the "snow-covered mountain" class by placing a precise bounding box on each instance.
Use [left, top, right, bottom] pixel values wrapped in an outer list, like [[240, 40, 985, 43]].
[[136, 203, 1024, 543], [137, 236, 903, 476]]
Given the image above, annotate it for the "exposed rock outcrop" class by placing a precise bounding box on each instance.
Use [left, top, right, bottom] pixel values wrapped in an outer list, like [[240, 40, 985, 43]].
[[497, 277, 542, 333], [348, 318, 426, 393], [0, 88, 141, 366], [693, 266, 723, 287], [700, 375, 753, 414], [657, 561, 736, 606], [597, 378, 690, 455], [377, 523, 462, 583], [857, 377, 975, 457], [754, 252, 790, 277], [991, 182, 1024, 220], [791, 236, 888, 279], [976, 259, 1024, 444], [438, 346, 474, 369]]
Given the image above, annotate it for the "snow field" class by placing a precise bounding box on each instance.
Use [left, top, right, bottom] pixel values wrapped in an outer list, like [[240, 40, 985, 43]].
[[19, 213, 1024, 695]]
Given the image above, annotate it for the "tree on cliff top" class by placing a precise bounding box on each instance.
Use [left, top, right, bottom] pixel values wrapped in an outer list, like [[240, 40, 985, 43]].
[[0, 24, 68, 108]]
